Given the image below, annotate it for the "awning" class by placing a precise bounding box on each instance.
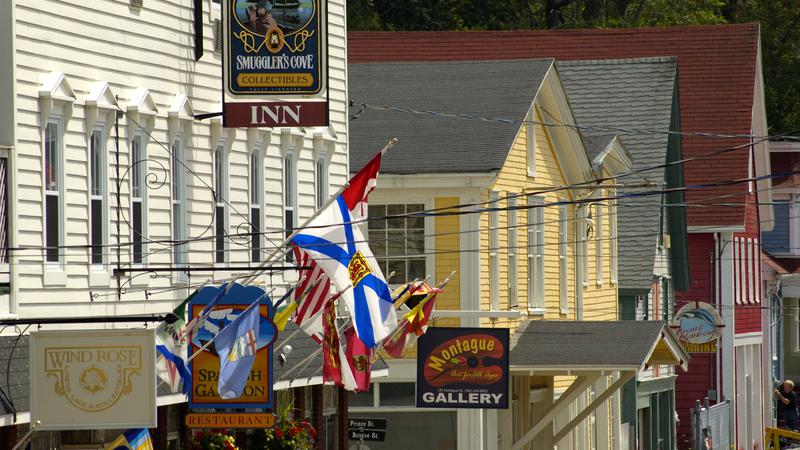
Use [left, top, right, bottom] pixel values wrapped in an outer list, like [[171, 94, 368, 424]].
[[509, 320, 689, 450]]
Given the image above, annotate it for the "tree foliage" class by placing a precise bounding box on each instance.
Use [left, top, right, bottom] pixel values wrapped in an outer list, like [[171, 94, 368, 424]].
[[347, 0, 800, 133]]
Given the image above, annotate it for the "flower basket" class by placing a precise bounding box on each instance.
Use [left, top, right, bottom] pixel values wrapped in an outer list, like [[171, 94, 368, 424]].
[[188, 429, 238, 450]]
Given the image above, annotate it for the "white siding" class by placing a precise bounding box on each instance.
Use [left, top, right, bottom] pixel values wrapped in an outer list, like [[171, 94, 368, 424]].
[[9, 0, 349, 317]]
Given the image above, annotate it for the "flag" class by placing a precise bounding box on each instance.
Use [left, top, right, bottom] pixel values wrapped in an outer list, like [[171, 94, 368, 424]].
[[344, 325, 372, 392], [105, 428, 153, 450], [383, 284, 440, 358], [155, 296, 192, 394], [215, 300, 260, 399], [322, 300, 356, 390], [184, 283, 227, 340], [291, 249, 332, 341], [291, 151, 396, 348]]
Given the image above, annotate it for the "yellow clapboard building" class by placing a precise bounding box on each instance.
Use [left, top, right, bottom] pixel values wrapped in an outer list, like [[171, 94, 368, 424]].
[[347, 58, 689, 450]]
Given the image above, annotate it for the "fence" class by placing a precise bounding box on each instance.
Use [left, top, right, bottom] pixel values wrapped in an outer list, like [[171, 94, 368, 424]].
[[691, 399, 733, 450]]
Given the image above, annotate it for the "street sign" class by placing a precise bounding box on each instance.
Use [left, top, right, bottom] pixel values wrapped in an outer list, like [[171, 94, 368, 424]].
[[348, 430, 386, 442], [348, 418, 387, 430]]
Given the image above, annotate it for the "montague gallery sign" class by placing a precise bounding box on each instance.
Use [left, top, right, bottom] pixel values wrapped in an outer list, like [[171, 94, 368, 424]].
[[416, 327, 509, 409], [671, 301, 724, 353], [188, 283, 277, 409], [222, 0, 328, 128]]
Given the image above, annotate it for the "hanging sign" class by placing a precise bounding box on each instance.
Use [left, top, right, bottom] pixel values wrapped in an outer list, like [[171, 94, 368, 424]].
[[671, 301, 724, 353], [224, 0, 326, 96], [30, 329, 156, 430], [188, 283, 277, 409], [416, 327, 509, 409]]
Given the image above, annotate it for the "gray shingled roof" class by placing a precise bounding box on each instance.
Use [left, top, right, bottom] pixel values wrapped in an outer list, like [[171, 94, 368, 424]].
[[348, 59, 553, 174], [556, 58, 677, 291], [510, 320, 669, 368]]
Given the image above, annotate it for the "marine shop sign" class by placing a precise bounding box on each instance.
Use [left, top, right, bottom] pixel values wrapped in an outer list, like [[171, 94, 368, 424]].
[[416, 327, 509, 409], [671, 301, 724, 353], [30, 329, 157, 430]]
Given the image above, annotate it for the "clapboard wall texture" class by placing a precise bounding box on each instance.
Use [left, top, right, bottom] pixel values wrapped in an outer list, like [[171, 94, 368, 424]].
[[5, 0, 349, 318]]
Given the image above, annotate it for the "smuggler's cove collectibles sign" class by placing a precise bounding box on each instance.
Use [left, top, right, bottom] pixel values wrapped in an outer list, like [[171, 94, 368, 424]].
[[30, 329, 156, 430], [188, 283, 277, 410], [223, 0, 326, 96], [416, 327, 509, 409]]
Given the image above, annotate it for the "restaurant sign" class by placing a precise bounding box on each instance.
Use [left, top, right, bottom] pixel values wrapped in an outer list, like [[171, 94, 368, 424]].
[[223, 0, 326, 97], [188, 283, 277, 409], [30, 329, 156, 430], [671, 301, 724, 353], [416, 327, 509, 409]]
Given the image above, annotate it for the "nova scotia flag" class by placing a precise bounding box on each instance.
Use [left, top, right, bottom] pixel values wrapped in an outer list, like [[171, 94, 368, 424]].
[[291, 151, 397, 348]]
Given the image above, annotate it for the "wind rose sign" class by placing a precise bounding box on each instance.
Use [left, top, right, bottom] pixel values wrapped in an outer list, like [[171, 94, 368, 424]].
[[671, 301, 724, 353], [30, 329, 157, 430], [416, 327, 509, 409]]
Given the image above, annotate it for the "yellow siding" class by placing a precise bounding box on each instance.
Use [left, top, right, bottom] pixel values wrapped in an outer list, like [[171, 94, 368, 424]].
[[434, 197, 461, 328], [478, 107, 618, 330]]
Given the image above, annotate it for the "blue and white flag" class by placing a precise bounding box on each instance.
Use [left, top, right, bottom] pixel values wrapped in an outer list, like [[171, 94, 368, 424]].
[[290, 152, 396, 348], [215, 300, 260, 399]]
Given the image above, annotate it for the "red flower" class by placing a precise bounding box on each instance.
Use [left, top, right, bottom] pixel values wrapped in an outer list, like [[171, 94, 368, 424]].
[[290, 427, 300, 436], [194, 431, 203, 440], [274, 428, 283, 439]]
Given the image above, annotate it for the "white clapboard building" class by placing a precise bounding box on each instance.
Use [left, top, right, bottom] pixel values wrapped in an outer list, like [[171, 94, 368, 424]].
[[0, 0, 350, 447]]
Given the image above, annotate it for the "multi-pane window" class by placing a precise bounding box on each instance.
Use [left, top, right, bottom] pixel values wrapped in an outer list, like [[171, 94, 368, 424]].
[[596, 198, 604, 284], [214, 145, 227, 264], [316, 152, 328, 209], [44, 121, 61, 263], [489, 192, 500, 310], [367, 203, 425, 284], [89, 128, 105, 265], [171, 138, 185, 265], [250, 149, 263, 263], [508, 196, 518, 309], [131, 133, 145, 264], [559, 203, 568, 313], [527, 196, 545, 311], [284, 151, 296, 261]]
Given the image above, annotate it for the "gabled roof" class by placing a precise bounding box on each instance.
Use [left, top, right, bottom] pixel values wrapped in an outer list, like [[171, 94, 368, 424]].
[[510, 320, 689, 372], [557, 58, 678, 291], [349, 24, 762, 228], [348, 59, 553, 174]]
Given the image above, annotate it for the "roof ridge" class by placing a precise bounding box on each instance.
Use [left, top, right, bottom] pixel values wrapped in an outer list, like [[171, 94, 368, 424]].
[[556, 56, 677, 66], [348, 23, 758, 37]]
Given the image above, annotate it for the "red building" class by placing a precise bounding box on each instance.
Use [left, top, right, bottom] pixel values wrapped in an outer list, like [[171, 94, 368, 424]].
[[349, 24, 772, 449]]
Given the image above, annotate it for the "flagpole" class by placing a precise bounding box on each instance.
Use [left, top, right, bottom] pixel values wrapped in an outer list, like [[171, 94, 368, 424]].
[[186, 287, 274, 364], [241, 138, 398, 285]]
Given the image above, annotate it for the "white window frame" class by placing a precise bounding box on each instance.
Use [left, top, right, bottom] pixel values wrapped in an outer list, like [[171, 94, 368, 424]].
[[213, 142, 228, 265], [579, 205, 588, 288], [489, 191, 500, 311], [527, 196, 545, 314], [596, 198, 604, 285], [250, 147, 264, 263], [89, 126, 107, 267], [130, 132, 147, 266], [508, 196, 518, 309], [367, 202, 427, 285], [609, 197, 617, 284], [316, 151, 329, 209], [44, 119, 64, 268], [171, 136, 186, 266], [527, 105, 536, 177], [559, 203, 568, 314], [283, 149, 297, 261]]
